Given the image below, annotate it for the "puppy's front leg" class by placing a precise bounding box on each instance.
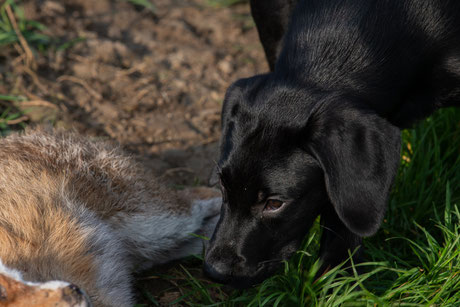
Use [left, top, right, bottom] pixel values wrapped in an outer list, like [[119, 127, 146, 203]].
[[317, 205, 363, 277]]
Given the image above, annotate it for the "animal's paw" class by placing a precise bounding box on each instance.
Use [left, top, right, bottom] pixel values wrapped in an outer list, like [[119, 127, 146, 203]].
[[185, 187, 222, 238], [196, 196, 222, 239], [0, 269, 91, 307]]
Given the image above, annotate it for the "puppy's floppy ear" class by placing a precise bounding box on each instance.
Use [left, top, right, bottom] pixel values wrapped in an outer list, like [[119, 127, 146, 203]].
[[308, 104, 401, 237]]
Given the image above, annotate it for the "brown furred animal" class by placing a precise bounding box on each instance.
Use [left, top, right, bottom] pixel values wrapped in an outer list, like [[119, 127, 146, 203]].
[[0, 128, 221, 306]]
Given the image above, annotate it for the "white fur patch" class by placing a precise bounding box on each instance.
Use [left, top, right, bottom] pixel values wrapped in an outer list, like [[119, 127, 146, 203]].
[[0, 259, 24, 282], [0, 258, 70, 289], [38, 280, 71, 290]]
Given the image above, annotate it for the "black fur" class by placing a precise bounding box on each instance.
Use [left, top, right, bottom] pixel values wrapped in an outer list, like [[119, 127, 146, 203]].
[[204, 0, 460, 287]]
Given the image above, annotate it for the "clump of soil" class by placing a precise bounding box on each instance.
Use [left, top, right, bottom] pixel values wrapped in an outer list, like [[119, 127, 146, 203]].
[[1, 0, 266, 186]]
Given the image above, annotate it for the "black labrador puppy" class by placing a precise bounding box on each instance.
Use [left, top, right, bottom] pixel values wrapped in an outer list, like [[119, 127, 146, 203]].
[[204, 0, 460, 287]]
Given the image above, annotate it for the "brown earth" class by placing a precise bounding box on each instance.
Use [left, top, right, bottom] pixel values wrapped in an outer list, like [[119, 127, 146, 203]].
[[0, 0, 268, 304], [1, 0, 266, 185]]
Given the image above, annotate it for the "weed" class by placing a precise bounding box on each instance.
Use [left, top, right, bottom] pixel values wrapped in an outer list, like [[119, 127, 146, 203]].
[[206, 0, 249, 8], [0, 0, 84, 56], [0, 0, 51, 51], [0, 94, 27, 135], [119, 0, 156, 13]]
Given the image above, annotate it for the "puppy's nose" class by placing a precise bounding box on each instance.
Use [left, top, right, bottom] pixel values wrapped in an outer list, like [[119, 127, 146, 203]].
[[203, 261, 232, 284]]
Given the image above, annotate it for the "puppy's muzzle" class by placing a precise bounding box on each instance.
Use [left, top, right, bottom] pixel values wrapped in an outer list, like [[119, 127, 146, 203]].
[[203, 261, 232, 285]]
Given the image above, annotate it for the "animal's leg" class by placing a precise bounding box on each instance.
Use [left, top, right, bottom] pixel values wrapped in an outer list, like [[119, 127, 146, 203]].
[[119, 188, 221, 268], [75, 217, 135, 307], [317, 205, 363, 277]]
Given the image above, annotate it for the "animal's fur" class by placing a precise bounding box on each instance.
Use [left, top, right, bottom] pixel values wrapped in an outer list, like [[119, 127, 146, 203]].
[[0, 128, 221, 306], [0, 259, 90, 307]]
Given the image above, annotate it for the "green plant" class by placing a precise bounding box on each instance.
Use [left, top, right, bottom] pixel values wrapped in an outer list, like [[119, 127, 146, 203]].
[[206, 0, 249, 8], [119, 0, 156, 13], [139, 108, 460, 306], [0, 0, 50, 51], [0, 0, 84, 55], [0, 94, 27, 135]]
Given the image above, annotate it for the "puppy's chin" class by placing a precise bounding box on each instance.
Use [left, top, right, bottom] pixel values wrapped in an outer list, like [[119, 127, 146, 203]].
[[204, 261, 283, 289], [234, 245, 302, 288], [229, 264, 283, 289]]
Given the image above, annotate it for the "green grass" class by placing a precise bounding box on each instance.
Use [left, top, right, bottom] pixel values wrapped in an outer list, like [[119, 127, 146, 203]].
[[119, 0, 156, 13], [0, 0, 51, 51], [141, 108, 460, 306], [206, 0, 249, 8], [0, 95, 27, 135], [0, 0, 84, 54], [0, 1, 79, 135]]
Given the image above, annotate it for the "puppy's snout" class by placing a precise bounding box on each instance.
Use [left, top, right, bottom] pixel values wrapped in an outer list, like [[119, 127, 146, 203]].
[[203, 246, 247, 285], [203, 261, 232, 284]]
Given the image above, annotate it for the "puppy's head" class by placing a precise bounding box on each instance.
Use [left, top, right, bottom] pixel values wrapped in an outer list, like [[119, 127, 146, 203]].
[[204, 75, 401, 287]]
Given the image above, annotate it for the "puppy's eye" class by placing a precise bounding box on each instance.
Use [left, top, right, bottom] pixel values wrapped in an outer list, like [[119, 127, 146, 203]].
[[264, 199, 284, 211]]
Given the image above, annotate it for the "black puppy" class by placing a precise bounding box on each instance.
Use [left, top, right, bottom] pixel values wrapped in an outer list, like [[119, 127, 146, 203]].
[[204, 0, 460, 287]]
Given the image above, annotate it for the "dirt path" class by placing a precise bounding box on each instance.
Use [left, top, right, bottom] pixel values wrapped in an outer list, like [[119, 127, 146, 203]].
[[3, 0, 266, 186]]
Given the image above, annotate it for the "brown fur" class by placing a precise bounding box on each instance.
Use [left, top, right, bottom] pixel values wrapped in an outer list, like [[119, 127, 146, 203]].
[[0, 128, 221, 306], [0, 273, 87, 307]]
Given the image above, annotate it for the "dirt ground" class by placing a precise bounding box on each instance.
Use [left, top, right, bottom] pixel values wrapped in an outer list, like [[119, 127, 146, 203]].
[[1, 0, 266, 185], [0, 0, 267, 304]]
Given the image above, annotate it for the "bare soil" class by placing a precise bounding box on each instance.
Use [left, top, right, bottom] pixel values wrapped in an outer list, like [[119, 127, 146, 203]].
[[0, 0, 267, 304], [1, 0, 266, 184]]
